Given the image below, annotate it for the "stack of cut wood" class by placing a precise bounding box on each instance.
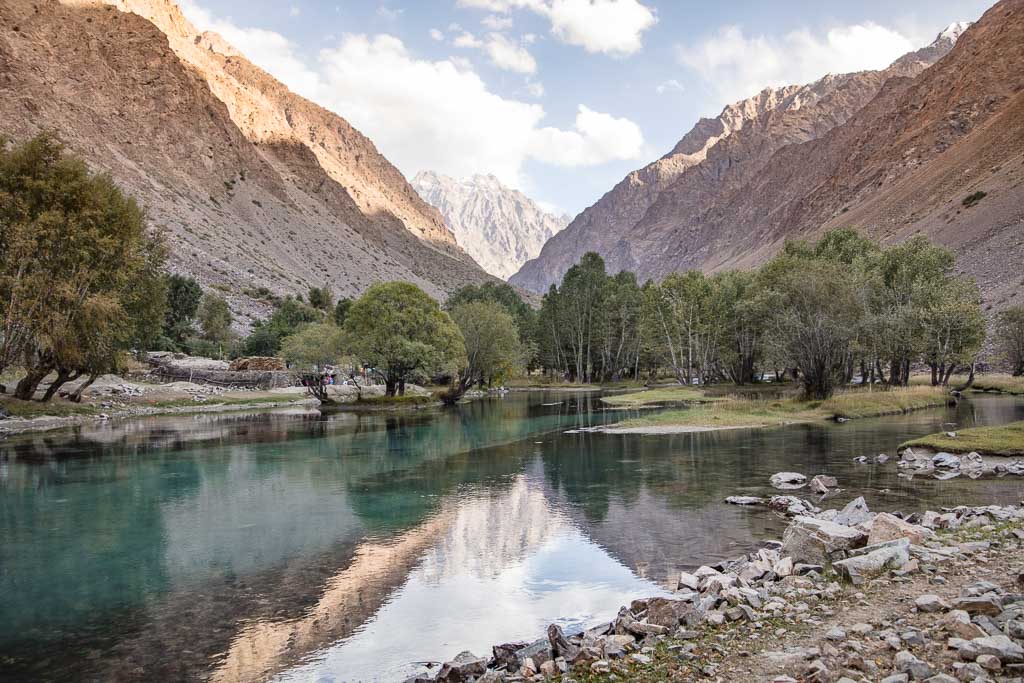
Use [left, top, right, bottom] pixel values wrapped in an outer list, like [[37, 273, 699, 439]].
[[229, 357, 286, 372]]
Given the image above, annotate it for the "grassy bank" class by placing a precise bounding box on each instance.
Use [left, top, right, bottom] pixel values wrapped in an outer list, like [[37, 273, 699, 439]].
[[609, 386, 950, 432], [901, 420, 1024, 456], [600, 386, 720, 407], [0, 397, 99, 419], [970, 374, 1024, 396]]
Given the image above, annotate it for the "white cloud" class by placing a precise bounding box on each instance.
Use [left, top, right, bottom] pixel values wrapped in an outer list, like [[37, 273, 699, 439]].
[[483, 33, 537, 73], [453, 31, 484, 48], [529, 105, 644, 166], [655, 78, 683, 95], [676, 22, 916, 110], [453, 31, 537, 74], [458, 0, 656, 56], [180, 3, 643, 187], [429, 28, 445, 41], [482, 14, 514, 30], [526, 81, 545, 97]]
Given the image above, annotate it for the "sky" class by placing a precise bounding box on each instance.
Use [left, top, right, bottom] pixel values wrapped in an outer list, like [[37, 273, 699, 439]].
[[179, 0, 996, 216]]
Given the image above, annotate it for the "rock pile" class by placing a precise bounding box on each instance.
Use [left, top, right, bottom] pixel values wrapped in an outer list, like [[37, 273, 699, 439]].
[[408, 501, 1024, 683], [899, 449, 1024, 478]]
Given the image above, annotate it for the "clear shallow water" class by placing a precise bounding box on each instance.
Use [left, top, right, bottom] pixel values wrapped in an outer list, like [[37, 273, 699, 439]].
[[1, 391, 1023, 682]]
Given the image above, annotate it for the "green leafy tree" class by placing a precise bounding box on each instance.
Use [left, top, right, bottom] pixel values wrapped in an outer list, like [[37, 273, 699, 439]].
[[308, 284, 334, 312], [241, 295, 323, 356], [197, 293, 233, 344], [995, 306, 1024, 376], [0, 133, 164, 400], [163, 274, 203, 344], [920, 277, 985, 385], [279, 322, 347, 403], [343, 282, 466, 396], [445, 301, 525, 403], [333, 297, 352, 327]]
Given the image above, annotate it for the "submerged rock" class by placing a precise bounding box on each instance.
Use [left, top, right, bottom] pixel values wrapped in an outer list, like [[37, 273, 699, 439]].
[[770, 472, 807, 490], [725, 495, 765, 506], [809, 474, 838, 494]]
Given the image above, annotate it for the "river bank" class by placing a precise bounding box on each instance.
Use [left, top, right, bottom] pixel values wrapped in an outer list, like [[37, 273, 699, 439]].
[[0, 376, 444, 436], [598, 386, 955, 435], [410, 500, 1024, 683]]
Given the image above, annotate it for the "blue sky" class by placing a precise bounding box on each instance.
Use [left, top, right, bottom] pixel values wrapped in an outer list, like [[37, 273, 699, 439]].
[[180, 0, 995, 216]]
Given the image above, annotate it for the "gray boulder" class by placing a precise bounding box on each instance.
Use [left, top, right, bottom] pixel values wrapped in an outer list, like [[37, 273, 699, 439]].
[[435, 651, 487, 682], [833, 497, 874, 526], [782, 516, 867, 565], [833, 538, 910, 584], [770, 472, 807, 490]]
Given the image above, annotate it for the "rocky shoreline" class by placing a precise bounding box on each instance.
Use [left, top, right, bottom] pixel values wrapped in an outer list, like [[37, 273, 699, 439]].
[[408, 499, 1024, 683]]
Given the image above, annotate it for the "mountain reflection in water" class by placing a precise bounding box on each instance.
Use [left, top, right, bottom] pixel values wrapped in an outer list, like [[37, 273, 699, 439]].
[[1, 392, 1022, 682]]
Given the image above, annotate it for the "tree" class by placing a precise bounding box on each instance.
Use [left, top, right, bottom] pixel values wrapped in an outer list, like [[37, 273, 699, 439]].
[[241, 295, 323, 356], [333, 297, 352, 327], [643, 271, 714, 385], [995, 306, 1024, 376], [279, 322, 346, 403], [197, 293, 233, 344], [343, 282, 466, 396], [308, 284, 334, 312], [0, 133, 164, 400], [764, 255, 863, 400], [444, 301, 525, 403], [447, 281, 537, 366], [921, 277, 985, 386], [163, 274, 203, 343]]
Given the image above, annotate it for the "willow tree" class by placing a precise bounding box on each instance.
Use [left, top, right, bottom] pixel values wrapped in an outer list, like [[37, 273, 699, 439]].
[[0, 133, 165, 400], [342, 282, 465, 396], [444, 300, 524, 403]]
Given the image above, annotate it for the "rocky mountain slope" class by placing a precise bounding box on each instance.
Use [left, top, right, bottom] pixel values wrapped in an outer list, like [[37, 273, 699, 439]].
[[412, 172, 570, 280], [509, 18, 1022, 305], [0, 0, 491, 326]]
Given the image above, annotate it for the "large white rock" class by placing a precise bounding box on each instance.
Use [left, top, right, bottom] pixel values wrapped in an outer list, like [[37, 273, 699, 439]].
[[833, 539, 910, 584]]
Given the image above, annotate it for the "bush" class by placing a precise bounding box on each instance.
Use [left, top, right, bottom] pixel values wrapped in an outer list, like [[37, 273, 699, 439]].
[[962, 191, 987, 208]]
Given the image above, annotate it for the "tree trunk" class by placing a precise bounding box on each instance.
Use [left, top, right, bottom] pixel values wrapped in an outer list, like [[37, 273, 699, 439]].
[[398, 379, 406, 396], [40, 369, 80, 403], [385, 378, 397, 397], [14, 367, 50, 401], [68, 373, 99, 403]]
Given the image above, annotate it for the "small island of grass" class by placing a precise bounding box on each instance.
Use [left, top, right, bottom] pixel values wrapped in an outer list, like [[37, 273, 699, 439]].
[[901, 420, 1024, 456], [602, 385, 951, 434], [600, 386, 721, 407]]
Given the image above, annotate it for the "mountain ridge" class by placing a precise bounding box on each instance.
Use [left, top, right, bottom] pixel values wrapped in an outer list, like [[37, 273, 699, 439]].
[[509, 21, 978, 295], [412, 171, 570, 280], [0, 0, 492, 327]]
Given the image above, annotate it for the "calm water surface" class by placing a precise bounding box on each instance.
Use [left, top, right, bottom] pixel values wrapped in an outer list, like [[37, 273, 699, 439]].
[[2, 391, 1023, 682]]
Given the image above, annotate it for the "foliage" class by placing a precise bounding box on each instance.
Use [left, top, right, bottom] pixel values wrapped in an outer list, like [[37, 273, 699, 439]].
[[994, 306, 1024, 376], [0, 133, 166, 401], [197, 293, 233, 344], [242, 295, 323, 356], [445, 300, 525, 402], [307, 284, 334, 312], [343, 282, 466, 396], [333, 297, 352, 327], [163, 274, 203, 343], [446, 281, 537, 364], [962, 191, 987, 208], [279, 322, 346, 370]]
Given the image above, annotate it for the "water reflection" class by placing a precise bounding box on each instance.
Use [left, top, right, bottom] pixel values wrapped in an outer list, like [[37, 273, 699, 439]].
[[0, 392, 1022, 682]]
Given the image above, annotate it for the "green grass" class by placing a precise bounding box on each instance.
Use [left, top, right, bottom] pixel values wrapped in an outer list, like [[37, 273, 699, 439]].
[[147, 395, 306, 409], [352, 394, 436, 406], [970, 374, 1024, 396], [601, 386, 720, 407], [613, 386, 950, 431], [901, 420, 1024, 456], [0, 397, 99, 419]]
